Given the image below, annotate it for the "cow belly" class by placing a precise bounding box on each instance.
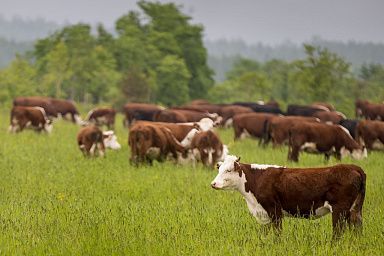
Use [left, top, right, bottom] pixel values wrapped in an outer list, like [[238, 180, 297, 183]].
[[283, 201, 333, 219], [146, 147, 160, 159], [301, 142, 318, 153]]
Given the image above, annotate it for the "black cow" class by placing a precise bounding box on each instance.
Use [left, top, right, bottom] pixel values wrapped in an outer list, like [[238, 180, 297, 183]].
[[286, 104, 327, 117], [339, 119, 360, 139], [233, 102, 284, 115]]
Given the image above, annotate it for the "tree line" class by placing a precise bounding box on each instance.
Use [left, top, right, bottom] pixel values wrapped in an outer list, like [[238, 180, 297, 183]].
[[0, 1, 213, 108]]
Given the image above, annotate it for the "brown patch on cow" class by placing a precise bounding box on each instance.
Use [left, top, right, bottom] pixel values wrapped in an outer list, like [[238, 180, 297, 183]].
[[356, 120, 384, 150]]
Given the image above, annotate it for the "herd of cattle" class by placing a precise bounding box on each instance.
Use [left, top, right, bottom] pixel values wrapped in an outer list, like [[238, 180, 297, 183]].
[[8, 96, 384, 235], [8, 96, 384, 165]]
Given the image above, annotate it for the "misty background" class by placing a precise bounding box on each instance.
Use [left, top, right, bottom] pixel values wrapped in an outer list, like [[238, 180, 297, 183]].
[[1, 0, 384, 80]]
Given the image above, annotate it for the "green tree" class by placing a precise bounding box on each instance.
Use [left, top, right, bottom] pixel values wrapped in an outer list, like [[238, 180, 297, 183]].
[[156, 55, 190, 106], [0, 56, 38, 103]]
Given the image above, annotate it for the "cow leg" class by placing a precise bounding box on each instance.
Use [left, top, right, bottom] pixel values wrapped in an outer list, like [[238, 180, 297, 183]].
[[288, 145, 300, 162], [331, 206, 349, 239], [234, 126, 242, 140]]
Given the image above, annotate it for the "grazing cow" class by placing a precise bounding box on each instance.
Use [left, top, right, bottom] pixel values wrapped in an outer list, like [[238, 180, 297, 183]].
[[355, 100, 384, 120], [356, 120, 384, 150], [233, 102, 284, 115], [50, 98, 81, 123], [85, 107, 116, 129], [288, 122, 367, 162], [189, 130, 227, 168], [220, 105, 253, 127], [178, 104, 225, 116], [128, 122, 186, 165], [211, 155, 366, 236], [339, 119, 360, 139], [9, 106, 53, 133], [313, 111, 346, 124], [262, 116, 319, 146], [233, 113, 277, 140], [311, 102, 335, 111], [155, 109, 220, 123], [77, 126, 121, 157], [13, 96, 58, 118], [286, 104, 328, 117], [122, 103, 163, 127]]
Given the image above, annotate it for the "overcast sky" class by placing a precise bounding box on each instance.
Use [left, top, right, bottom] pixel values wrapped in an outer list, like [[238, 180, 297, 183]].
[[1, 0, 384, 45]]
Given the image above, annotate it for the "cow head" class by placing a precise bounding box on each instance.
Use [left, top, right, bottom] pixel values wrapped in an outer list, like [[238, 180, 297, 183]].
[[196, 118, 215, 131], [44, 119, 53, 133], [211, 155, 243, 190], [103, 131, 121, 150], [340, 146, 367, 160]]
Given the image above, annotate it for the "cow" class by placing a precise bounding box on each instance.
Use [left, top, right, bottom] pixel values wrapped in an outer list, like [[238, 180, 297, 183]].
[[219, 105, 253, 127], [233, 113, 277, 141], [85, 107, 116, 129], [211, 155, 366, 237], [313, 111, 346, 124], [13, 96, 58, 118], [50, 98, 81, 123], [339, 119, 360, 139], [128, 122, 186, 165], [262, 116, 319, 146], [122, 103, 164, 127], [9, 106, 53, 133], [356, 120, 384, 150], [77, 126, 121, 157], [355, 100, 384, 120], [188, 99, 211, 105], [155, 109, 220, 123], [288, 122, 367, 162], [233, 102, 284, 115], [189, 130, 227, 168], [178, 104, 225, 116], [286, 104, 328, 117]]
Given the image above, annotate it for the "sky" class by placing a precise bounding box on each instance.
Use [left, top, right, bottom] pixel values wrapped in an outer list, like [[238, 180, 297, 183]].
[[1, 0, 384, 45]]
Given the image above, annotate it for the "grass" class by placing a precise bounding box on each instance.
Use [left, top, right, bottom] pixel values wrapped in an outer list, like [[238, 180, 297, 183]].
[[0, 111, 383, 255]]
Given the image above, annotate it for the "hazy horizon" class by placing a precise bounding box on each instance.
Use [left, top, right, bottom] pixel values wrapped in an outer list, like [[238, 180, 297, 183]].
[[1, 0, 384, 45]]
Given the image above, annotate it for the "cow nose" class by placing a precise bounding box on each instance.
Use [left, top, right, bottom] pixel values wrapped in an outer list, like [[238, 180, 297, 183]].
[[211, 182, 217, 189]]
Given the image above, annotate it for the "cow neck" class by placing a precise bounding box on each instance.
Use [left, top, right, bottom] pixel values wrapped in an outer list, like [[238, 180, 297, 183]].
[[236, 163, 264, 197]]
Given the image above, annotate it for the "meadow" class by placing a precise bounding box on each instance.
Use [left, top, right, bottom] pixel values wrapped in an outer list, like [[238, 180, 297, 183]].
[[0, 111, 383, 255]]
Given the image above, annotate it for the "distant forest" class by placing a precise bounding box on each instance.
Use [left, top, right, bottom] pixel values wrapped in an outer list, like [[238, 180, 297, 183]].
[[207, 38, 384, 81], [1, 15, 384, 81]]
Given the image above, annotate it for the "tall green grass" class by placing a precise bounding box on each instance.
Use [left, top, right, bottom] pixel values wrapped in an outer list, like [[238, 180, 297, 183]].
[[0, 112, 383, 255]]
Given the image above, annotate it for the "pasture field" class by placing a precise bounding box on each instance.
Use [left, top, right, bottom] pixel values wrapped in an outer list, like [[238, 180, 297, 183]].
[[0, 111, 384, 255]]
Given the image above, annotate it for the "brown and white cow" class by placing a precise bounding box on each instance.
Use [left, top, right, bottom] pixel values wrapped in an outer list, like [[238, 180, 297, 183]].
[[233, 113, 277, 141], [77, 126, 121, 157], [188, 130, 227, 168], [312, 111, 346, 124], [128, 122, 187, 165], [355, 100, 384, 120], [356, 120, 384, 150], [85, 107, 116, 129], [288, 122, 367, 162], [122, 103, 164, 127], [211, 155, 366, 236], [263, 116, 320, 146], [219, 105, 253, 127], [50, 98, 81, 123], [155, 109, 220, 124], [311, 102, 335, 111], [13, 96, 58, 118], [9, 106, 53, 133]]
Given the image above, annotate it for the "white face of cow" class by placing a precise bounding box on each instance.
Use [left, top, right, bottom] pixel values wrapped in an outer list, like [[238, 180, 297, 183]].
[[211, 155, 243, 190], [197, 118, 214, 131], [44, 121, 53, 133], [181, 128, 199, 148], [103, 131, 121, 150]]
